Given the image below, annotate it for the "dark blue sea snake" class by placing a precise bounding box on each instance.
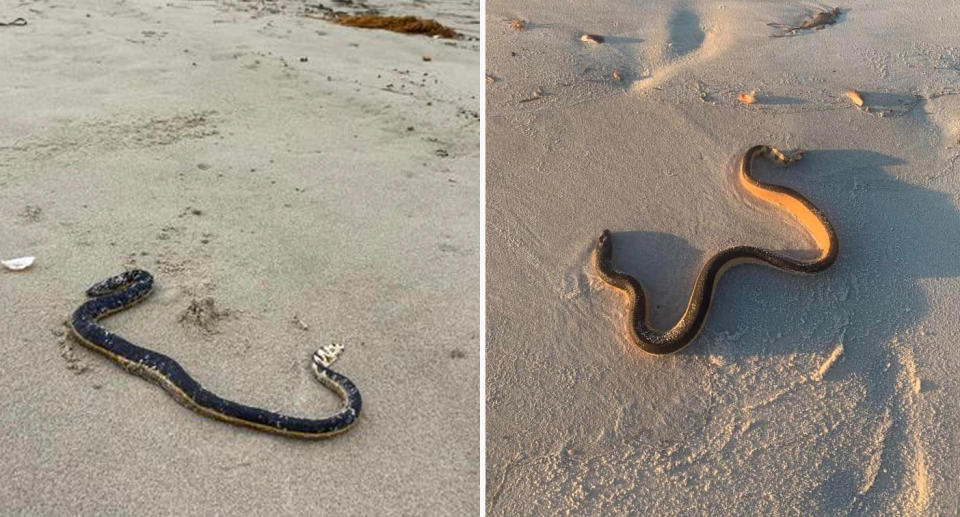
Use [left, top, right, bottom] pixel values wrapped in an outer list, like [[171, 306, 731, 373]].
[[69, 270, 361, 438]]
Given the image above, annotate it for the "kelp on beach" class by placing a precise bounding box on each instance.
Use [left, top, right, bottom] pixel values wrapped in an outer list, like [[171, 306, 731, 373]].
[[334, 14, 458, 39]]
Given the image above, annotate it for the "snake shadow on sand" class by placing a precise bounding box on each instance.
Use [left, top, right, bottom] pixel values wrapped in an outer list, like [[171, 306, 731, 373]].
[[696, 149, 959, 360]]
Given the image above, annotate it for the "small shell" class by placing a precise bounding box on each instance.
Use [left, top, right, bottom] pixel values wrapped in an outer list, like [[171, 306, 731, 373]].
[[846, 89, 864, 106], [1, 256, 35, 271], [509, 19, 526, 30], [738, 91, 757, 104], [518, 87, 543, 103], [422, 55, 432, 62], [486, 75, 495, 84], [612, 70, 621, 81], [580, 34, 604, 44]]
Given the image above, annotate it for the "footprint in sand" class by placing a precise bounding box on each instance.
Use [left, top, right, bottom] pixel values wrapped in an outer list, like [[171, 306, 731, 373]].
[[666, 7, 705, 60], [630, 5, 728, 92]]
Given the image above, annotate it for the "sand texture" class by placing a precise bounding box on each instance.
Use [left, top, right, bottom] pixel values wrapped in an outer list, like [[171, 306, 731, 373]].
[[0, 0, 479, 514], [487, 1, 960, 514]]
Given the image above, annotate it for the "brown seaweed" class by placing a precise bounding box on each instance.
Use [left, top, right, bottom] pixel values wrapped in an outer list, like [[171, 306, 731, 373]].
[[334, 14, 458, 39]]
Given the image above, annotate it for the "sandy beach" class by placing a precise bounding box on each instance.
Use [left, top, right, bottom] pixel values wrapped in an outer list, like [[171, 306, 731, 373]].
[[0, 0, 479, 514], [487, 1, 960, 514]]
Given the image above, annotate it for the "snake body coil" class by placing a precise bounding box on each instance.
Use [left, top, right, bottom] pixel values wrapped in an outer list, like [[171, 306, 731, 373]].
[[69, 270, 361, 438], [595, 145, 838, 355]]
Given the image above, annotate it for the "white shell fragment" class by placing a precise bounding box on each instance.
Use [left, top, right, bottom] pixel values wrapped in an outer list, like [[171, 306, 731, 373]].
[[1, 256, 35, 271]]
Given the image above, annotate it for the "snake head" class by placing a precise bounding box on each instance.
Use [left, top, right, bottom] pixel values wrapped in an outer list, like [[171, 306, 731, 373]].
[[598, 229, 612, 243], [313, 343, 345, 370], [596, 230, 614, 259], [85, 270, 153, 297]]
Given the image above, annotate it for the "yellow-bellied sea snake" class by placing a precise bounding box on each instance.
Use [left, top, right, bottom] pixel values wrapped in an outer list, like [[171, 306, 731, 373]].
[[594, 145, 838, 355], [69, 270, 361, 438]]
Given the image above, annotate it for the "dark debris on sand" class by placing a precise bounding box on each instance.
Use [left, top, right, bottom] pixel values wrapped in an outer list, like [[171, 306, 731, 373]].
[[767, 7, 842, 37]]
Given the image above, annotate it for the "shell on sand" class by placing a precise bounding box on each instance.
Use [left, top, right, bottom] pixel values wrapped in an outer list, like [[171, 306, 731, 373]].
[[580, 34, 604, 44], [846, 89, 865, 106], [738, 91, 757, 104], [1, 256, 35, 271]]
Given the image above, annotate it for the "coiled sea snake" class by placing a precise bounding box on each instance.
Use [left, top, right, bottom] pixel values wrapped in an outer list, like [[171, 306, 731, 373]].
[[594, 145, 838, 355], [69, 270, 361, 438]]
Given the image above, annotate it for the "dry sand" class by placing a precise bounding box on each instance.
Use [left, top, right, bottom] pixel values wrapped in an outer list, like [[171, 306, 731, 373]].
[[487, 1, 960, 514], [0, 0, 479, 514]]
